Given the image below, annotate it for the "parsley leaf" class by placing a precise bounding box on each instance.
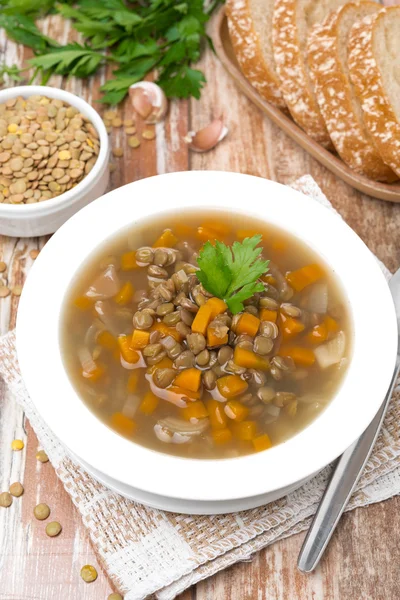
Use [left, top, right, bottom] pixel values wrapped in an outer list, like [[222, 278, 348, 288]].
[[29, 43, 105, 78], [0, 0, 222, 104], [197, 236, 270, 314], [0, 62, 23, 84]]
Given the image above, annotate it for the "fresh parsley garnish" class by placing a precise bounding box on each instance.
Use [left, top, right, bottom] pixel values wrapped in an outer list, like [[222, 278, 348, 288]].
[[197, 235, 270, 315], [0, 0, 223, 104]]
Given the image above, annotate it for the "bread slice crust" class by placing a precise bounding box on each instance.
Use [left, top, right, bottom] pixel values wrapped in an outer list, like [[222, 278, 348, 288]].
[[348, 7, 400, 178], [308, 2, 397, 182], [226, 0, 286, 108], [272, 0, 345, 148]]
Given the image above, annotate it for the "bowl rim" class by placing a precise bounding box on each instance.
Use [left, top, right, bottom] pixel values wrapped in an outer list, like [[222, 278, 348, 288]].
[[16, 171, 398, 502], [0, 85, 108, 213]]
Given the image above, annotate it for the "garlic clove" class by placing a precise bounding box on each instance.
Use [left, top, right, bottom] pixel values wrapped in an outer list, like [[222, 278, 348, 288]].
[[184, 118, 228, 152], [129, 82, 168, 124]]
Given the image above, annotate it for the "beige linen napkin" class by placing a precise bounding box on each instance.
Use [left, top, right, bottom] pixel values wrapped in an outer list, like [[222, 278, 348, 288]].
[[0, 175, 399, 600]]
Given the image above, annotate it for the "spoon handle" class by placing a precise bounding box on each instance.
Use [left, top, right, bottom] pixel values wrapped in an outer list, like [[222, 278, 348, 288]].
[[297, 357, 400, 573]]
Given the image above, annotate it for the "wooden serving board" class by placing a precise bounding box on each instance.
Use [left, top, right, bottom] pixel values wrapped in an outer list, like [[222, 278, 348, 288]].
[[211, 7, 400, 203]]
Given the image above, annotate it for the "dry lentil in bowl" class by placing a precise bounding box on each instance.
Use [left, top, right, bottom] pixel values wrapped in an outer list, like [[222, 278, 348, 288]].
[[0, 94, 100, 204], [61, 212, 351, 459]]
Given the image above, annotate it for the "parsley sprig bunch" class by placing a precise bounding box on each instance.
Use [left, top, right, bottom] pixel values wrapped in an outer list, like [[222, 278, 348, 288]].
[[0, 0, 222, 104], [197, 235, 270, 314]]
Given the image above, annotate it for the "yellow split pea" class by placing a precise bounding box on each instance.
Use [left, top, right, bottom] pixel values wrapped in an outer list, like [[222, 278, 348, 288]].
[[80, 564, 98, 583], [11, 439, 24, 451], [58, 150, 71, 161]]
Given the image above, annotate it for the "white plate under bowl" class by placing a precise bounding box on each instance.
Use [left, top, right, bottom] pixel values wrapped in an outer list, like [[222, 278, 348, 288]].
[[71, 450, 315, 514], [16, 171, 398, 513]]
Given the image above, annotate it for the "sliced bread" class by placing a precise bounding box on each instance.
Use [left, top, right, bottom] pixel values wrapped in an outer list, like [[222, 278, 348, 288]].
[[348, 7, 400, 178], [226, 0, 286, 108], [273, 0, 349, 147], [307, 2, 397, 182]]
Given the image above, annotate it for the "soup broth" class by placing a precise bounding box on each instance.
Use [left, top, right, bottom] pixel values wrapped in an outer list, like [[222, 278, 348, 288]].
[[61, 211, 351, 459]]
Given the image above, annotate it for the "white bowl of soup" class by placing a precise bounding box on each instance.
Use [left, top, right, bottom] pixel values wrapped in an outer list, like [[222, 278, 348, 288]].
[[16, 171, 397, 513]]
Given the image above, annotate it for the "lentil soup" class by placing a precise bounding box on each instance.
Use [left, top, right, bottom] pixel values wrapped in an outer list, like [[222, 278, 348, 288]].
[[61, 211, 351, 459]]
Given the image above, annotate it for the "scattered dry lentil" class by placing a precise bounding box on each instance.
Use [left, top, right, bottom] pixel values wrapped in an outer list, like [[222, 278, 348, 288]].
[[103, 110, 117, 121], [29, 249, 40, 259], [123, 119, 134, 127], [36, 449, 49, 463], [125, 127, 136, 135], [0, 286, 10, 298], [111, 117, 122, 128], [80, 564, 98, 583], [142, 129, 155, 140], [9, 482, 24, 497], [128, 136, 140, 148], [0, 492, 12, 507], [0, 261, 6, 272], [11, 439, 24, 451], [0, 95, 100, 204], [112, 147, 124, 158], [45, 521, 62, 537], [108, 594, 123, 600], [34, 503, 50, 520], [109, 163, 116, 173], [11, 284, 23, 296]]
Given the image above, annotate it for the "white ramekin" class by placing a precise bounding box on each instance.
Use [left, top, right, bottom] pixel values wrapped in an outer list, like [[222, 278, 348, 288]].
[[0, 85, 109, 237], [16, 172, 398, 513]]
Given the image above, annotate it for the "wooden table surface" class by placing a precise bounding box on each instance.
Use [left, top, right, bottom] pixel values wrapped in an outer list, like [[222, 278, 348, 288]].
[[1, 10, 400, 600]]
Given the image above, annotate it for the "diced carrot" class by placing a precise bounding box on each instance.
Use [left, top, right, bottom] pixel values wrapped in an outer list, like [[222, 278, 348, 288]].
[[131, 329, 150, 349], [207, 323, 229, 347], [260, 308, 278, 323], [174, 224, 196, 238], [181, 400, 209, 421], [206, 399, 228, 430], [202, 220, 231, 236], [114, 281, 134, 305], [205, 297, 227, 319], [168, 386, 201, 400], [252, 433, 272, 452], [111, 412, 136, 436], [224, 399, 249, 422], [150, 321, 182, 342], [139, 391, 159, 415], [231, 420, 257, 441], [118, 335, 140, 364], [279, 312, 305, 340], [233, 346, 270, 371], [261, 274, 277, 286], [196, 226, 224, 244], [212, 428, 233, 445], [153, 229, 178, 248], [324, 315, 339, 333], [236, 229, 260, 241], [191, 304, 213, 336], [236, 313, 261, 336], [74, 296, 93, 310], [305, 322, 328, 345], [127, 372, 139, 393], [286, 264, 325, 292], [173, 368, 202, 392], [217, 375, 248, 398], [82, 362, 104, 382], [120, 251, 138, 271], [278, 345, 315, 367], [97, 330, 118, 350]]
